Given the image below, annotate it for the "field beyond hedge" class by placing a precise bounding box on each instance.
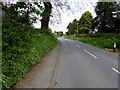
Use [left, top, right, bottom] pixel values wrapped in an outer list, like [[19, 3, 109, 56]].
[[65, 33, 120, 49], [1, 19, 57, 89]]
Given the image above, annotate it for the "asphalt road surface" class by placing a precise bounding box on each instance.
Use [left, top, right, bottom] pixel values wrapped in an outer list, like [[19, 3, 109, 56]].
[[20, 37, 119, 88]]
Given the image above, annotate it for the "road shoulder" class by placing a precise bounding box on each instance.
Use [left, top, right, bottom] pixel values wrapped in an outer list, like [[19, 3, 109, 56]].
[[14, 41, 61, 88]]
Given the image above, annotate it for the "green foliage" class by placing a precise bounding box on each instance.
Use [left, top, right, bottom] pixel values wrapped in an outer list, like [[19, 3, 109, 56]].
[[94, 2, 120, 33], [55, 31, 63, 37], [80, 27, 89, 34], [65, 33, 120, 49], [1, 2, 57, 89], [6, 2, 43, 25], [2, 18, 57, 89], [67, 19, 78, 35], [75, 34, 87, 37], [78, 11, 93, 34], [66, 11, 93, 35], [48, 27, 52, 33]]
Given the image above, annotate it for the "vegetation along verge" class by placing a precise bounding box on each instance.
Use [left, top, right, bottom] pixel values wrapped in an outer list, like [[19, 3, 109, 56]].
[[65, 33, 120, 50], [65, 2, 120, 52], [2, 20, 57, 89], [1, 2, 58, 89]]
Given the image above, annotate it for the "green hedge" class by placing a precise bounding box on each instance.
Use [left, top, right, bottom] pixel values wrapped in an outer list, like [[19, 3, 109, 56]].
[[65, 33, 120, 49], [2, 19, 57, 89]]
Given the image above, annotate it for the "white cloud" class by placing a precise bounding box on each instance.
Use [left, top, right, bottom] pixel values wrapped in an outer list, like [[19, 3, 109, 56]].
[[8, 0, 98, 33], [49, 1, 98, 34]]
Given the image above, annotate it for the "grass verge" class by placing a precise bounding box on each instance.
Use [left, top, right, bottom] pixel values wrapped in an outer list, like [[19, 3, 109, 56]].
[[2, 19, 57, 89], [65, 33, 120, 49]]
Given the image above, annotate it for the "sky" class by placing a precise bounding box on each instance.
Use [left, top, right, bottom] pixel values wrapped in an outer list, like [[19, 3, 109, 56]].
[[2, 0, 98, 33], [33, 0, 98, 34]]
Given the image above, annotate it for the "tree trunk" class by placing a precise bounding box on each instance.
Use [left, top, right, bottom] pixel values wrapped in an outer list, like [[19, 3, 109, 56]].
[[41, 2, 52, 30]]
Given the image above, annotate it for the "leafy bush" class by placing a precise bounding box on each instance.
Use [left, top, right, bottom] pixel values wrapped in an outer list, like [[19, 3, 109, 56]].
[[2, 18, 57, 89], [76, 34, 87, 37], [65, 33, 120, 49], [80, 27, 89, 34], [88, 33, 117, 38]]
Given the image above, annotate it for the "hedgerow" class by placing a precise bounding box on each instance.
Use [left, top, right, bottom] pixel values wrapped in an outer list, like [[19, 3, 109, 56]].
[[1, 17, 57, 89], [65, 33, 120, 49]]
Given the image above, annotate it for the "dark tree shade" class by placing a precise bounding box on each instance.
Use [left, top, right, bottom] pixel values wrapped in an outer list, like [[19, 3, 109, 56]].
[[41, 2, 52, 30], [5, 2, 41, 25], [94, 2, 120, 33]]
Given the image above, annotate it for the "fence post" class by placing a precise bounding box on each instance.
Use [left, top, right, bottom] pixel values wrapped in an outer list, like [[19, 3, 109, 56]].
[[113, 42, 116, 52]]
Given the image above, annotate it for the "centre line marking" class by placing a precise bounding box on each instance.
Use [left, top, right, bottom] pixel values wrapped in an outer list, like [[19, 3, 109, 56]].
[[112, 68, 120, 74], [76, 44, 81, 48], [84, 49, 98, 59]]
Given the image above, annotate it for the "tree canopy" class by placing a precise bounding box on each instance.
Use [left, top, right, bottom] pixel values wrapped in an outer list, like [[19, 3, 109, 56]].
[[78, 11, 93, 34], [66, 11, 93, 35], [55, 31, 63, 37], [67, 19, 78, 35], [94, 2, 120, 33], [4, 2, 52, 31], [4, 2, 42, 25]]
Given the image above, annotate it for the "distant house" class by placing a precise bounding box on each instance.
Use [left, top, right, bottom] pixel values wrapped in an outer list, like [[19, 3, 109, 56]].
[[0, 2, 7, 16]]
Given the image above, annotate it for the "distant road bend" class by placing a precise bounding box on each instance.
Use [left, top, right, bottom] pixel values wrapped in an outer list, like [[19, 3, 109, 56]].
[[20, 37, 118, 88]]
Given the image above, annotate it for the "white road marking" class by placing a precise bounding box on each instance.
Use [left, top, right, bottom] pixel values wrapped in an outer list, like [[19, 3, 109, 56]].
[[76, 44, 81, 48], [112, 68, 120, 74], [84, 49, 98, 59]]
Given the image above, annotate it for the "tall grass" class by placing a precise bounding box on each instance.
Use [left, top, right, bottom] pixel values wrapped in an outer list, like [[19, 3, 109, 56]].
[[2, 19, 57, 89], [65, 33, 120, 49]]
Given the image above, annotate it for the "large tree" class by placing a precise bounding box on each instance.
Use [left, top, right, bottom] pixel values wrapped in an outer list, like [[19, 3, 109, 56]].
[[67, 19, 78, 35], [41, 2, 52, 30], [4, 2, 52, 31], [78, 11, 93, 34], [94, 2, 120, 33], [5, 2, 42, 25]]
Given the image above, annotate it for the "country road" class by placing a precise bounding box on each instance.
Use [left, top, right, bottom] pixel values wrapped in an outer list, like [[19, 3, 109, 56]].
[[18, 37, 119, 88]]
